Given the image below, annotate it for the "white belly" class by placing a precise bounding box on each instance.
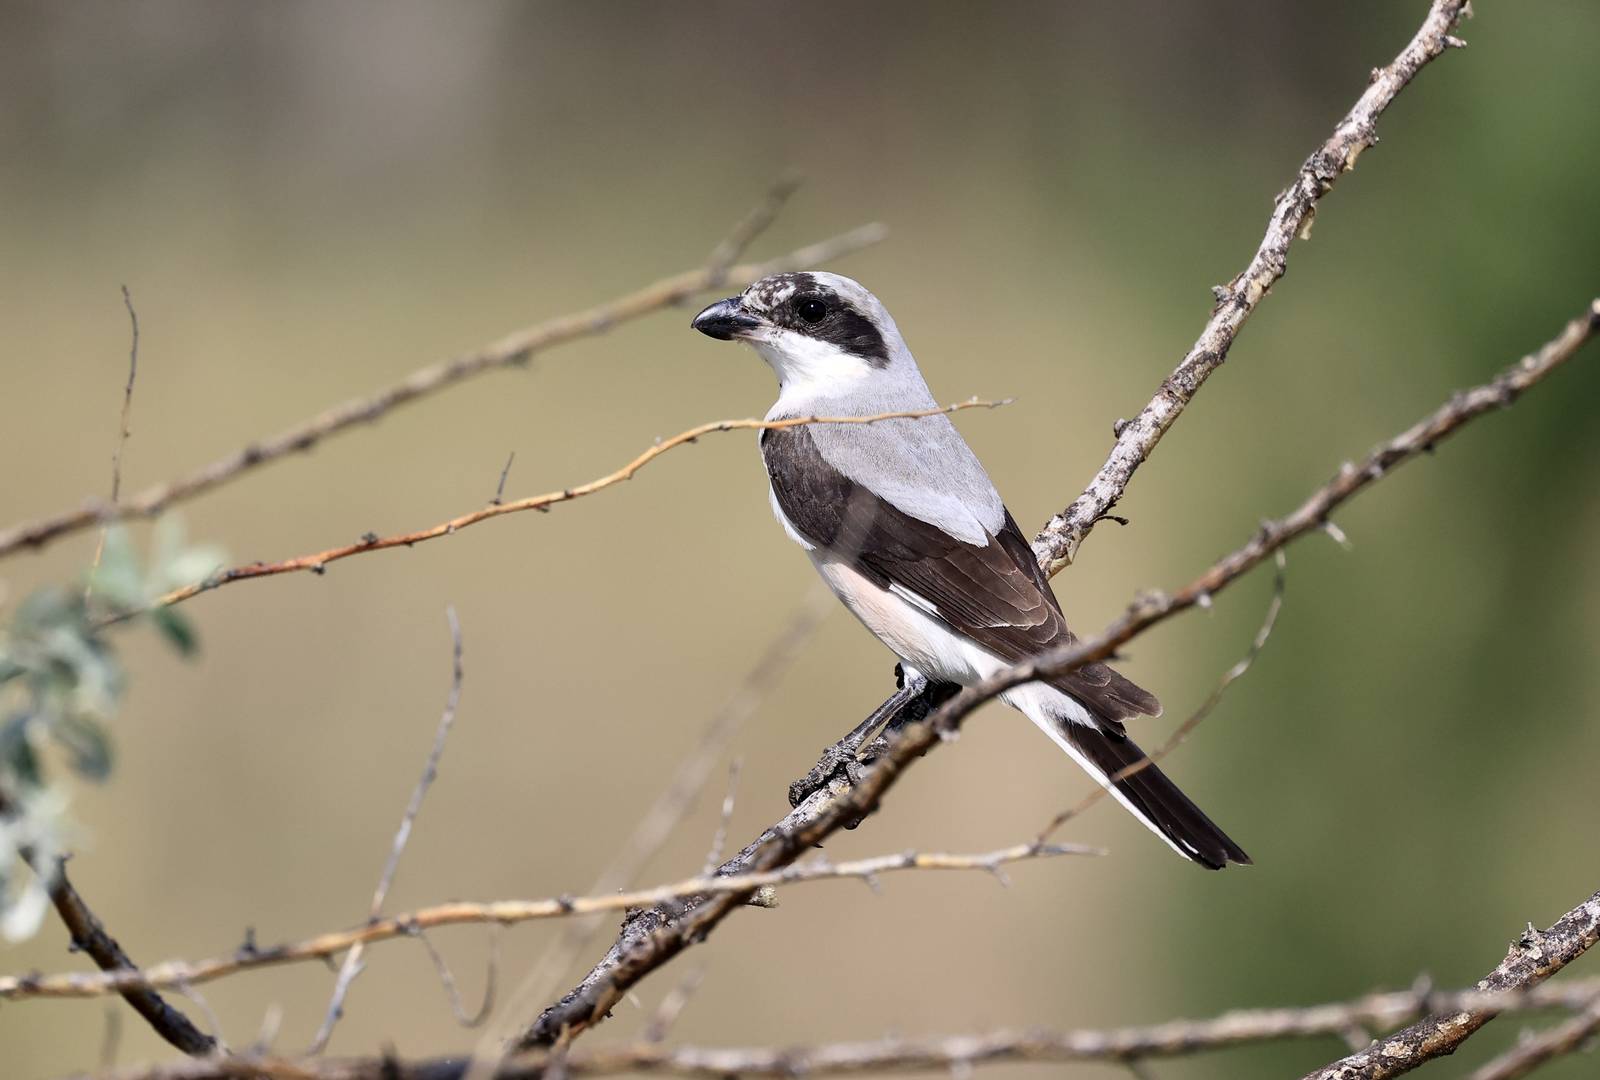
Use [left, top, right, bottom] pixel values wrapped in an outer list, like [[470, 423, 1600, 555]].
[[808, 552, 1095, 729], [767, 481, 1093, 728]]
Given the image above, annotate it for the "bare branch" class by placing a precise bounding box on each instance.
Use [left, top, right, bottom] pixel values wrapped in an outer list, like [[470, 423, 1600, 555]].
[[931, 299, 1598, 760], [519, 296, 1598, 1048], [0, 221, 886, 561], [1033, 0, 1472, 576], [0, 840, 1094, 1003], [1470, 992, 1600, 1080], [1304, 890, 1600, 1079], [307, 608, 466, 1053], [64, 979, 1600, 1080], [120, 400, 1007, 619], [39, 857, 216, 1056]]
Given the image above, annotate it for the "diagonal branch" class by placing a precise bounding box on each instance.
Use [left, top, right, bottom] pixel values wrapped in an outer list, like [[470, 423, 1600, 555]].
[[0, 219, 885, 562], [113, 401, 1006, 619], [0, 789, 214, 1055], [1305, 889, 1600, 1078], [1032, 0, 1472, 576], [521, 0, 1481, 1049], [518, 296, 1598, 1048], [39, 858, 216, 1056]]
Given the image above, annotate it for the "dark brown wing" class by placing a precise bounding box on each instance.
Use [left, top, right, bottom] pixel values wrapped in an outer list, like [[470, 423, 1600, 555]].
[[763, 426, 1161, 724]]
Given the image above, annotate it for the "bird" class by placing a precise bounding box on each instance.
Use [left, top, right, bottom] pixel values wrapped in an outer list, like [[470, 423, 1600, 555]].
[[691, 271, 1249, 869]]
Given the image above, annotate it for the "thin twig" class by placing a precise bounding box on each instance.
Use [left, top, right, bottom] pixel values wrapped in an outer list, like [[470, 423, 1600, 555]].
[[644, 969, 707, 1044], [119, 400, 1007, 620], [490, 453, 516, 507], [701, 759, 743, 876], [307, 609, 466, 1053], [0, 840, 1095, 1003], [416, 926, 498, 1030], [85, 285, 141, 599], [0, 220, 887, 561], [519, 295, 1598, 1048], [457, 590, 831, 1074], [64, 979, 1600, 1080], [1037, 547, 1287, 845]]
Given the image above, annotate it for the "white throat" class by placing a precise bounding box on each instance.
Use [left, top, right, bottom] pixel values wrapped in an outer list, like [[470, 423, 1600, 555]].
[[752, 328, 876, 409]]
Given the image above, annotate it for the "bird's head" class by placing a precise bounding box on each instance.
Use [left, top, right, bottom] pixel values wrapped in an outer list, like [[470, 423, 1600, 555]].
[[691, 272, 911, 394]]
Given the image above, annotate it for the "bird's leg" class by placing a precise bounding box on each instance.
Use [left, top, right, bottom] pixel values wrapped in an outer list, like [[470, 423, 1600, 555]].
[[787, 665, 920, 808], [858, 673, 961, 761], [786, 665, 961, 810]]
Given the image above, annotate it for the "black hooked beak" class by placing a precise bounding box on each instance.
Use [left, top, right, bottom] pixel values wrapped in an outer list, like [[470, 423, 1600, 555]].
[[691, 296, 762, 340]]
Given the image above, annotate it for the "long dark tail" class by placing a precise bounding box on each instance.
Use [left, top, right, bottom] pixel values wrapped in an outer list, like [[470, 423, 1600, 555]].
[[1064, 725, 1251, 870]]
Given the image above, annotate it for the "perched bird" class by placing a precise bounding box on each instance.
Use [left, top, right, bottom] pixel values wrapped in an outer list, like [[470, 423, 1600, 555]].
[[692, 272, 1249, 869]]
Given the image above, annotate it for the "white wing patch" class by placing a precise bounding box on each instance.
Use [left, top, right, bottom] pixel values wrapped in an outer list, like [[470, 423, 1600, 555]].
[[889, 583, 940, 617]]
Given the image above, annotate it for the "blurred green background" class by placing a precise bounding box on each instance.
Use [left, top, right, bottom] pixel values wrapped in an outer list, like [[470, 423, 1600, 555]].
[[2, 3, 1597, 1078]]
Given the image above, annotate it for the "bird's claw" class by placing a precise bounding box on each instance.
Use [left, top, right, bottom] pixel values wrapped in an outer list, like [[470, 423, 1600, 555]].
[[787, 738, 866, 808]]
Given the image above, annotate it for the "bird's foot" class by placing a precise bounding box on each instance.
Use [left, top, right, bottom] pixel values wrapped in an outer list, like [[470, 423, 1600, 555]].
[[786, 736, 868, 809]]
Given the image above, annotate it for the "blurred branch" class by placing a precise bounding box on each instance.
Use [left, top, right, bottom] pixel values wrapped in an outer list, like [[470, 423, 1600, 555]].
[[1471, 993, 1600, 1080], [1305, 889, 1600, 1079], [519, 296, 1599, 1048], [307, 608, 465, 1054], [0, 215, 887, 562], [1035, 547, 1287, 846], [460, 588, 835, 1075], [39, 857, 216, 1056], [0, 782, 215, 1055], [703, 174, 803, 281], [0, 840, 1095, 1003], [64, 978, 1600, 1080], [1033, 0, 1471, 576], [85, 285, 142, 597], [118, 400, 1007, 619]]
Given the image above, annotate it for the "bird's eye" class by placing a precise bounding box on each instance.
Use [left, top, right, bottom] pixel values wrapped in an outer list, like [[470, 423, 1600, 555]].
[[796, 297, 827, 323]]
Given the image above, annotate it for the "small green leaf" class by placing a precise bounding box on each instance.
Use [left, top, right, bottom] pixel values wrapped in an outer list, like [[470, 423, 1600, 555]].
[[54, 714, 113, 782], [0, 714, 41, 787], [150, 607, 198, 657]]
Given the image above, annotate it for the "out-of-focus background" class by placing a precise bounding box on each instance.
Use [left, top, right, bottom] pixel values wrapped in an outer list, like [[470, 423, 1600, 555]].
[[2, 3, 1597, 1078]]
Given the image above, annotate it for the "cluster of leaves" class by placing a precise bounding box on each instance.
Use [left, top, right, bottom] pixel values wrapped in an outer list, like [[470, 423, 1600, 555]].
[[0, 522, 220, 940]]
